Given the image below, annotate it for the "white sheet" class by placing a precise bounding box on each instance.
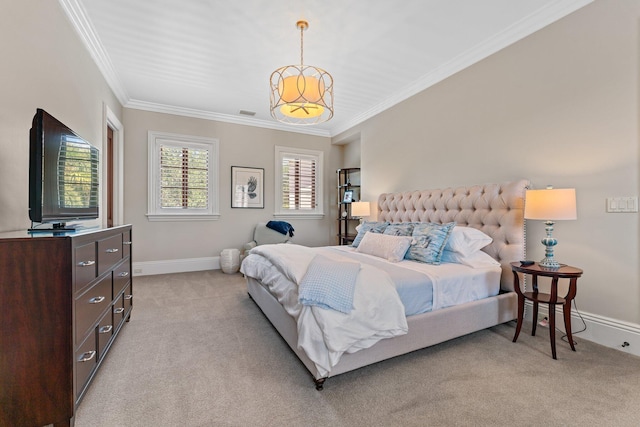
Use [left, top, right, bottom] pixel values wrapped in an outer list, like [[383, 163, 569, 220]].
[[331, 245, 502, 311], [241, 244, 408, 378], [240, 244, 501, 378]]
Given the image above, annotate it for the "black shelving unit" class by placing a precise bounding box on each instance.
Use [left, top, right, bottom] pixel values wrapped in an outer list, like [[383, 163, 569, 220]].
[[337, 168, 361, 245]]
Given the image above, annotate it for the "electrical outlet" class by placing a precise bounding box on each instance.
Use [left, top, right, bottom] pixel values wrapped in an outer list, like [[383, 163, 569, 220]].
[[134, 268, 142, 274]]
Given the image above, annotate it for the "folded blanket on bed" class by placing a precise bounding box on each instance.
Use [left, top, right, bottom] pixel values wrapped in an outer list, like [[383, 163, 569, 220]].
[[299, 255, 360, 314], [266, 220, 295, 237], [244, 243, 408, 378]]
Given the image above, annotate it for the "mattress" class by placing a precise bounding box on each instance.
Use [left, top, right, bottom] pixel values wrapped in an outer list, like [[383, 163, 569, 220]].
[[242, 245, 502, 318], [331, 245, 501, 315]]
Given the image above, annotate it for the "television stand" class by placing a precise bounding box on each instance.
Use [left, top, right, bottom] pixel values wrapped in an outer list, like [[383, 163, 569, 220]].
[[0, 225, 133, 427], [28, 222, 78, 233]]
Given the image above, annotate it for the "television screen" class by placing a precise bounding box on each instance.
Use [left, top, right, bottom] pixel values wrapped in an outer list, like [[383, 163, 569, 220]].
[[29, 109, 99, 229]]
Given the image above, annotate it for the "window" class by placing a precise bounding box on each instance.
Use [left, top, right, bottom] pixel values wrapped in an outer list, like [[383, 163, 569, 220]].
[[58, 135, 99, 209], [274, 146, 323, 219], [147, 131, 219, 221]]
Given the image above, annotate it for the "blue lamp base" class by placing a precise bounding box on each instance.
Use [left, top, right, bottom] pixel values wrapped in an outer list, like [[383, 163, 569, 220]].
[[539, 220, 560, 268]]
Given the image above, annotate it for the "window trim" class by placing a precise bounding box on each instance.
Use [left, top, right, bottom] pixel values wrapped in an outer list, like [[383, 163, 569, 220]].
[[274, 145, 324, 219], [147, 131, 220, 221]]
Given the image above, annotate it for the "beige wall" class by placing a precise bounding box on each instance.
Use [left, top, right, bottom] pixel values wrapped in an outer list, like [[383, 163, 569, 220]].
[[0, 1, 338, 264], [334, 0, 640, 325], [4, 0, 637, 329], [123, 109, 337, 262], [340, 137, 362, 170], [0, 1, 122, 233]]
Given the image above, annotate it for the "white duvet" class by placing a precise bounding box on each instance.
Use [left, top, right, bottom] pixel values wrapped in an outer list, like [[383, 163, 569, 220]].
[[241, 244, 408, 378]]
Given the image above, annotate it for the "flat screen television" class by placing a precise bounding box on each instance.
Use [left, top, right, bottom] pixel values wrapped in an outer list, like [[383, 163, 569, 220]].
[[29, 108, 99, 231]]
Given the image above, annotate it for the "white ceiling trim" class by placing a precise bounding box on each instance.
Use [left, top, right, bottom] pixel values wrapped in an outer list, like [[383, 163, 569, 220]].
[[58, 0, 129, 105], [126, 99, 332, 137], [331, 0, 594, 136], [61, 0, 592, 139]]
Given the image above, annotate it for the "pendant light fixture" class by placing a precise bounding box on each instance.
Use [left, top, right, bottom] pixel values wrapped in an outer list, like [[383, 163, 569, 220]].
[[270, 20, 334, 125]]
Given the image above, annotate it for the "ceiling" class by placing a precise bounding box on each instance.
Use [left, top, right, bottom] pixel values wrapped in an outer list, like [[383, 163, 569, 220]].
[[60, 0, 592, 137]]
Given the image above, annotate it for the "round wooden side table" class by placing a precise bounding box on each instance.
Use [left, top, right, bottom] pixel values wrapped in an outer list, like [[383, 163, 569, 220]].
[[511, 262, 583, 359]]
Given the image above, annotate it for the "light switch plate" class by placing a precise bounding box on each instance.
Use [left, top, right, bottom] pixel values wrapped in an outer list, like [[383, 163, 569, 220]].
[[607, 197, 638, 213]]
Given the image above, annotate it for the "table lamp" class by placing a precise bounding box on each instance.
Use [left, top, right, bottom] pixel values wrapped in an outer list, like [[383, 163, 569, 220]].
[[524, 187, 577, 268], [351, 201, 370, 222]]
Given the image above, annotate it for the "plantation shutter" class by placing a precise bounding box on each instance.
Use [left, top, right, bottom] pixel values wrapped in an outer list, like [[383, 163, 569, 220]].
[[159, 145, 209, 209], [57, 137, 99, 208], [281, 155, 317, 210]]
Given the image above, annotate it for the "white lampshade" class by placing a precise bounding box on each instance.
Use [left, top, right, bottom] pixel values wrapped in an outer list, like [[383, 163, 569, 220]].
[[524, 188, 577, 220], [351, 201, 370, 217]]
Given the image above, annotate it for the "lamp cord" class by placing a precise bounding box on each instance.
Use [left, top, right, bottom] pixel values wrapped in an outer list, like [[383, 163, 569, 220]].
[[557, 299, 587, 345]]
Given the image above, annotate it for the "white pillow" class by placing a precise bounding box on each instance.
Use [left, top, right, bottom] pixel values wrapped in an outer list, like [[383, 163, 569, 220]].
[[440, 249, 500, 268], [356, 232, 412, 262], [444, 226, 493, 257]]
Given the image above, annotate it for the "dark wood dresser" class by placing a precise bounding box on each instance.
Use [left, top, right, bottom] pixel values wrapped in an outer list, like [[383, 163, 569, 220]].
[[0, 225, 133, 427]]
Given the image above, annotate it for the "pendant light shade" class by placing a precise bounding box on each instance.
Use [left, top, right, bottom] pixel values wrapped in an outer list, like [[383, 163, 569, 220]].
[[270, 20, 334, 125]]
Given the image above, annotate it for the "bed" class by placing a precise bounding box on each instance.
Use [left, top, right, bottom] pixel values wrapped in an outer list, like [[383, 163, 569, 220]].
[[241, 179, 529, 389]]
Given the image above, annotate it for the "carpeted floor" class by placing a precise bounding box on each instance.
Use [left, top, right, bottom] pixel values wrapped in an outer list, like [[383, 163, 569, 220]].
[[75, 270, 640, 426]]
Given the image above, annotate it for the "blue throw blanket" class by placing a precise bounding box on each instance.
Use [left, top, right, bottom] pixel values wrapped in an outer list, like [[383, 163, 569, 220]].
[[331, 247, 434, 316], [298, 255, 360, 314], [266, 220, 295, 237]]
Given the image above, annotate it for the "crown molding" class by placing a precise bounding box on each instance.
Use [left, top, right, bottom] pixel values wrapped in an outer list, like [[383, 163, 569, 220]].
[[126, 100, 332, 137], [58, 0, 129, 105], [60, 0, 591, 139]]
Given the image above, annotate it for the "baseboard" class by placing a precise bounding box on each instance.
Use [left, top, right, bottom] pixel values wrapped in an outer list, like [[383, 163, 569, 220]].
[[132, 256, 220, 276], [130, 260, 639, 358], [525, 302, 640, 357]]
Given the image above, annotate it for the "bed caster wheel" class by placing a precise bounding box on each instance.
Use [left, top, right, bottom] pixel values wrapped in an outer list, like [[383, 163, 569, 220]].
[[314, 378, 326, 391]]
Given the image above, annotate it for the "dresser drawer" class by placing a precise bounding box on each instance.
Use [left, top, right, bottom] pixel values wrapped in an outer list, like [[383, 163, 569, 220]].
[[75, 274, 112, 344], [75, 333, 97, 399], [97, 310, 114, 360], [113, 261, 131, 297], [98, 234, 123, 276], [113, 293, 126, 329], [122, 230, 132, 258], [74, 242, 97, 293], [123, 283, 133, 316]]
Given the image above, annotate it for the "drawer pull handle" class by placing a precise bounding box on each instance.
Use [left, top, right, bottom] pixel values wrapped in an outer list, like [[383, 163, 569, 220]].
[[89, 296, 106, 304], [123, 241, 132, 245], [78, 351, 96, 363], [105, 248, 119, 253], [78, 260, 95, 267], [99, 325, 113, 334], [118, 272, 129, 277], [113, 307, 125, 314], [124, 294, 133, 300]]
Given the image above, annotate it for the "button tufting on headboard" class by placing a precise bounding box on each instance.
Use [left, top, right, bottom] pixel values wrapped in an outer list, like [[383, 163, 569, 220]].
[[377, 180, 530, 291]]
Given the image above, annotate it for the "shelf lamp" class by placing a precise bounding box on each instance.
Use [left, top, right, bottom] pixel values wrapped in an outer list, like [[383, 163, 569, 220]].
[[351, 201, 370, 222], [524, 186, 577, 268], [269, 20, 334, 125]]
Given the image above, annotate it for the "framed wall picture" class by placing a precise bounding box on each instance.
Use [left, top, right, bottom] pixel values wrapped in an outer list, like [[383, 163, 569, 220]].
[[343, 190, 353, 203], [231, 166, 264, 208]]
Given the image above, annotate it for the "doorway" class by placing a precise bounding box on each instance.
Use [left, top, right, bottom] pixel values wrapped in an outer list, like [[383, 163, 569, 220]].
[[104, 104, 124, 227]]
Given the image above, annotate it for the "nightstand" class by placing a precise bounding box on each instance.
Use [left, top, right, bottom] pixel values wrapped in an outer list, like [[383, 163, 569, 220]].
[[511, 262, 583, 359]]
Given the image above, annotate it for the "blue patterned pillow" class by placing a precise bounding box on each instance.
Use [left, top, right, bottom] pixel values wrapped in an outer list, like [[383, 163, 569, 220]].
[[383, 223, 414, 237], [352, 221, 388, 248], [405, 222, 456, 264]]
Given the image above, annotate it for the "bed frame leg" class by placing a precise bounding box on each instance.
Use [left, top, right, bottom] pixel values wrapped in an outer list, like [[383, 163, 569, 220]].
[[314, 377, 327, 391]]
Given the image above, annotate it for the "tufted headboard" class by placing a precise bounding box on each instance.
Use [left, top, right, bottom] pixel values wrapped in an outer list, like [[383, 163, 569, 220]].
[[377, 180, 530, 291]]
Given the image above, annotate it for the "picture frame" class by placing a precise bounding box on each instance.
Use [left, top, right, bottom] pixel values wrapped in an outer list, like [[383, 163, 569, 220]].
[[231, 166, 264, 208], [343, 190, 353, 203]]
